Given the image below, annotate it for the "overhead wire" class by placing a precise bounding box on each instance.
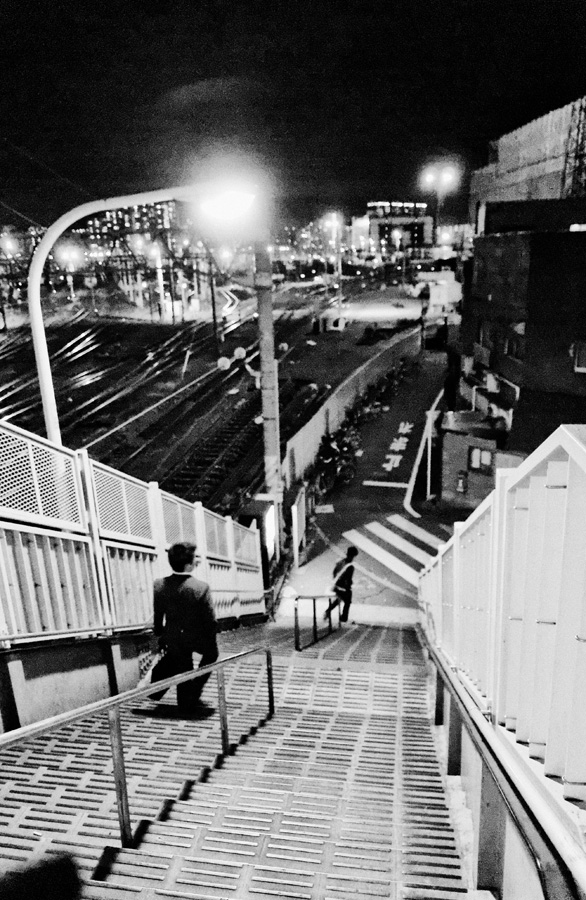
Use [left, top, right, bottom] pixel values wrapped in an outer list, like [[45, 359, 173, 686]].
[[1, 138, 96, 201]]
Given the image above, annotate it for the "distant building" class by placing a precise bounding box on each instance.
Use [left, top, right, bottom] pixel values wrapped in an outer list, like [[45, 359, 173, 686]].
[[441, 96, 586, 508], [75, 201, 178, 247], [360, 200, 433, 257], [445, 229, 586, 508], [470, 95, 586, 231]]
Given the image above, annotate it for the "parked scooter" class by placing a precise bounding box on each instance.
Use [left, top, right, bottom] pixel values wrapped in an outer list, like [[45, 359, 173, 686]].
[[315, 434, 357, 494]]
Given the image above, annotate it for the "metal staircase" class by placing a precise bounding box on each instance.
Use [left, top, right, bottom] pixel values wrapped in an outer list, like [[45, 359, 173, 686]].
[[0, 625, 469, 899]]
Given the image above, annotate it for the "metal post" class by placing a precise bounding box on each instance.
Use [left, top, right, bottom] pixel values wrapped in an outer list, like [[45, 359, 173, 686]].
[[336, 221, 343, 316], [426, 411, 434, 501], [265, 649, 275, 718], [209, 256, 220, 349], [294, 598, 300, 651], [216, 669, 230, 756], [169, 259, 175, 325], [107, 706, 133, 847], [312, 597, 318, 644], [328, 602, 333, 634], [155, 246, 165, 322], [291, 502, 299, 569], [195, 255, 201, 299]]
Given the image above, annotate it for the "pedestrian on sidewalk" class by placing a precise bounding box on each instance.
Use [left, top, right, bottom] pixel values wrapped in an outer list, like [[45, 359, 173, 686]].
[[150, 542, 218, 713], [324, 546, 359, 623]]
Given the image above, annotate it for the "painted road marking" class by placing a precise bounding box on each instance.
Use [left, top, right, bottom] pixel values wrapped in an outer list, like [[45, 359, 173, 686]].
[[365, 522, 433, 566], [362, 480, 410, 488], [386, 514, 444, 549], [343, 529, 420, 588]]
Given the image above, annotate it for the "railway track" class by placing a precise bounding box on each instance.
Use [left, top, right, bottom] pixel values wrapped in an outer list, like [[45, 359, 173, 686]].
[[0, 297, 338, 516], [0, 309, 258, 440]]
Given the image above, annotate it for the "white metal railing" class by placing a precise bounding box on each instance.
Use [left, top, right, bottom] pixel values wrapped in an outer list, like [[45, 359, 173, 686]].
[[0, 420, 265, 645], [419, 423, 586, 801]]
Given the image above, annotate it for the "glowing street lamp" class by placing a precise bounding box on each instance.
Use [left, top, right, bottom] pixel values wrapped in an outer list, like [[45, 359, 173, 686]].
[[323, 213, 344, 312], [0, 233, 18, 257], [56, 243, 83, 301], [420, 164, 460, 246]]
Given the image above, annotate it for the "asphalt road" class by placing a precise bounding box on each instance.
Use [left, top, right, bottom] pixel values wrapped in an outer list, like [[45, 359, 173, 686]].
[[285, 350, 452, 624]]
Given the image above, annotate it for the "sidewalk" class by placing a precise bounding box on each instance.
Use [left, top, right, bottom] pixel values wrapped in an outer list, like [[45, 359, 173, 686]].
[[280, 351, 452, 626]]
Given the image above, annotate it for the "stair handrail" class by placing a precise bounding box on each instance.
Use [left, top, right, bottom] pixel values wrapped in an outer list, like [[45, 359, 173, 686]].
[[0, 646, 274, 847], [294, 594, 341, 650]]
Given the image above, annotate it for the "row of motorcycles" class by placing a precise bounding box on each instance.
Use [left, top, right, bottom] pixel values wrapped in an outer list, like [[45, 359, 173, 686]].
[[312, 358, 413, 499]]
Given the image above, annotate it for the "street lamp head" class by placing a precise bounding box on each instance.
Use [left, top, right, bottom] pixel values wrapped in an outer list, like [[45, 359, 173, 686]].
[[56, 243, 83, 269], [421, 168, 438, 189], [421, 163, 460, 195], [0, 233, 18, 257], [200, 188, 256, 225], [440, 166, 458, 189]]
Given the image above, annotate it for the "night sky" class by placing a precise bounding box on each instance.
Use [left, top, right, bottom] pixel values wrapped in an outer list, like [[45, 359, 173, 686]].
[[2, 0, 586, 228]]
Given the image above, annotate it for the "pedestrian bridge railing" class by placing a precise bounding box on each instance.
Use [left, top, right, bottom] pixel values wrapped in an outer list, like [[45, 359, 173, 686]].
[[419, 423, 586, 898], [0, 646, 275, 847], [0, 420, 265, 647]]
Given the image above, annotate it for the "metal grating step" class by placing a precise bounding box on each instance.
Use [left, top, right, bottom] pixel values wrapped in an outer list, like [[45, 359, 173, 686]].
[[0, 626, 469, 899]]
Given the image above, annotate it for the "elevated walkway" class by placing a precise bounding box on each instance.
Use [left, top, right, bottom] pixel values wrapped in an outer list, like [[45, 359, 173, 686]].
[[0, 623, 470, 899]]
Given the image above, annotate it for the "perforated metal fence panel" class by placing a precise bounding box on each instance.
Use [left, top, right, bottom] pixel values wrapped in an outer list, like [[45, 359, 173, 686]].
[[0, 423, 85, 532], [91, 462, 154, 545], [204, 510, 230, 560], [161, 492, 197, 546]]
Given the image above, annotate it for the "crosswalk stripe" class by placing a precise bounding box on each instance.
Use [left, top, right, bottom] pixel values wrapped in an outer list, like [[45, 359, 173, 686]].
[[386, 514, 444, 549], [342, 529, 420, 588], [365, 522, 433, 566]]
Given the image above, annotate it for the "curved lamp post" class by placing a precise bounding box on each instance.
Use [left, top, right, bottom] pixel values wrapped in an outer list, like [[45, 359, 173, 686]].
[[27, 185, 281, 537], [28, 186, 196, 444]]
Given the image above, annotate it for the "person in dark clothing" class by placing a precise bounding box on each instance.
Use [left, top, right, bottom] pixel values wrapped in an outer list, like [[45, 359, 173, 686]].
[[150, 542, 218, 712], [324, 546, 359, 623]]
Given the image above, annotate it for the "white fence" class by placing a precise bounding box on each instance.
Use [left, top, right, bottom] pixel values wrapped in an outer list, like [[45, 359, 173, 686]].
[[0, 421, 265, 646], [419, 423, 586, 800]]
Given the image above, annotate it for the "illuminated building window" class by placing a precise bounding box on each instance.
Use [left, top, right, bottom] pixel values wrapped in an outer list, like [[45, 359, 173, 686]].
[[468, 447, 493, 474]]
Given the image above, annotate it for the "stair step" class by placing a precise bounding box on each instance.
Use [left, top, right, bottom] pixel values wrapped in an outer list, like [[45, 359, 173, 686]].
[[0, 625, 468, 899]]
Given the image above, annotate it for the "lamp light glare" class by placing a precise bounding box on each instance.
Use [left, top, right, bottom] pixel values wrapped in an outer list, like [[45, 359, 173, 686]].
[[200, 190, 256, 224]]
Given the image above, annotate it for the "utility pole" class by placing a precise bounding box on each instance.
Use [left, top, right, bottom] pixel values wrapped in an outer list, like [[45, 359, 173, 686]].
[[336, 222, 343, 315], [255, 241, 282, 557]]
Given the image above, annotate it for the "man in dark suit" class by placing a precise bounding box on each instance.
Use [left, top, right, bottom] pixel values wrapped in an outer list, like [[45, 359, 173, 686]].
[[150, 542, 218, 713]]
